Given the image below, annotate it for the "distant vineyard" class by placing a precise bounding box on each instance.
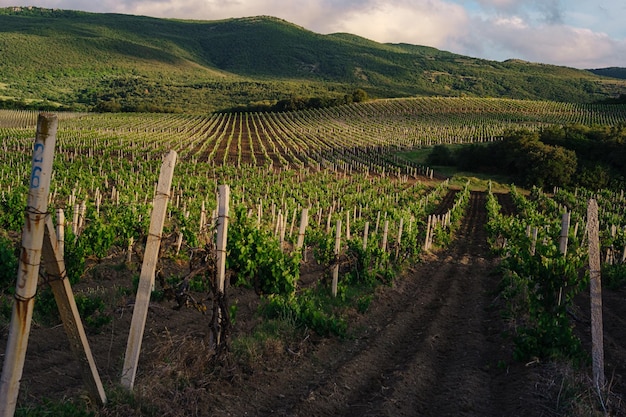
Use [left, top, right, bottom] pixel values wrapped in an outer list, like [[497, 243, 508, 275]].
[[2, 97, 625, 175]]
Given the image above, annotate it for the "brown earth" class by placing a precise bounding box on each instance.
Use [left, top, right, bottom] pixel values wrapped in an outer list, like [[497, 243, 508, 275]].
[[2, 191, 626, 416]]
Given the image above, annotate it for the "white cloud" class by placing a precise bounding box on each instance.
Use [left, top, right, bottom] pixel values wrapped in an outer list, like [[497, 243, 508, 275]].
[[463, 13, 626, 68], [325, 1, 469, 48]]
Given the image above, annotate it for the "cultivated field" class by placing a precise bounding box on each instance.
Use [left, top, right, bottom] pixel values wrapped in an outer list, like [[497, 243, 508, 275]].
[[1, 97, 626, 416]]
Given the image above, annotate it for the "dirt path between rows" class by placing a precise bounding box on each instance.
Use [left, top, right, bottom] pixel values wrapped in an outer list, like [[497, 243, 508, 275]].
[[206, 191, 555, 416]]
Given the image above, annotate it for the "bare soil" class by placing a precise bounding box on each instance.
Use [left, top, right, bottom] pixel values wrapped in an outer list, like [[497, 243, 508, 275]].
[[2, 191, 625, 416]]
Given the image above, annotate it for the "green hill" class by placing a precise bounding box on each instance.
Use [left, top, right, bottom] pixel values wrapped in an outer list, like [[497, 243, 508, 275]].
[[0, 6, 625, 112], [588, 67, 626, 80]]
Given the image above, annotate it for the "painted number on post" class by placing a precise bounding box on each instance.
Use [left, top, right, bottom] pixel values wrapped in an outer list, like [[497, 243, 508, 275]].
[[30, 143, 44, 189]]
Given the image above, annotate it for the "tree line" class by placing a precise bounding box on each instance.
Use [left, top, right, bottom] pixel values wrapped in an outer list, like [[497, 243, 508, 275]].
[[428, 124, 626, 190], [221, 89, 369, 113]]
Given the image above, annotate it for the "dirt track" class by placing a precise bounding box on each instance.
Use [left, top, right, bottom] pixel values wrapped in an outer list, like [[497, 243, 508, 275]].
[[209, 192, 549, 416]]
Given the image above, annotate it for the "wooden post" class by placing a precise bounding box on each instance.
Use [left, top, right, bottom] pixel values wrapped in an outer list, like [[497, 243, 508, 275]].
[[332, 220, 341, 298], [121, 150, 177, 390], [126, 237, 134, 263], [215, 185, 230, 293], [381, 220, 389, 253], [199, 200, 206, 231], [72, 203, 80, 236], [362, 221, 370, 251], [559, 211, 570, 256], [0, 113, 57, 417], [587, 199, 605, 390], [42, 217, 106, 404], [374, 211, 381, 235], [56, 208, 65, 254], [424, 215, 432, 251], [295, 208, 308, 252], [395, 218, 404, 259]]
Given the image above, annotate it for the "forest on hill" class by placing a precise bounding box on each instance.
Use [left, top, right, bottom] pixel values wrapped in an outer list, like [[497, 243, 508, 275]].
[[0, 7, 626, 113]]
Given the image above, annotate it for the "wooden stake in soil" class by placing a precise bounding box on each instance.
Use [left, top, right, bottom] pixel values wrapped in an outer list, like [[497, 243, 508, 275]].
[[121, 150, 177, 390], [0, 113, 58, 417], [56, 208, 65, 254], [362, 221, 370, 251], [215, 185, 230, 293], [295, 208, 308, 252], [559, 211, 570, 256], [332, 220, 341, 298], [587, 199, 605, 390], [42, 217, 106, 405]]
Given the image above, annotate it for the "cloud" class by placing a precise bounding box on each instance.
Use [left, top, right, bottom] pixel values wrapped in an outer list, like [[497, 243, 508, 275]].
[[463, 13, 626, 68], [323, 0, 469, 48]]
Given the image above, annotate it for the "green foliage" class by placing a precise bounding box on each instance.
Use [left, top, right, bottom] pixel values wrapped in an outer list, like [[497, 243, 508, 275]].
[[345, 239, 386, 287], [309, 229, 336, 266], [486, 187, 588, 364], [261, 291, 347, 337], [227, 206, 300, 296], [15, 398, 94, 417], [427, 145, 455, 166], [74, 293, 112, 331], [603, 264, 626, 290], [0, 232, 18, 292], [0, 189, 26, 232], [77, 213, 117, 260], [63, 231, 86, 284], [451, 125, 626, 191], [34, 287, 60, 325]]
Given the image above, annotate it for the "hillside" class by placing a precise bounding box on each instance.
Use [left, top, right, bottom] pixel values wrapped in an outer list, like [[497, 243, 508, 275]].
[[0, 6, 625, 112], [589, 67, 626, 80]]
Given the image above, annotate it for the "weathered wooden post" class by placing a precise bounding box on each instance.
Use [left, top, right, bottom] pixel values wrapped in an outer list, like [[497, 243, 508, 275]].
[[215, 185, 230, 293], [42, 217, 107, 405], [587, 199, 605, 391], [559, 211, 570, 256], [381, 220, 389, 253], [295, 208, 309, 252], [395, 218, 404, 259], [424, 215, 432, 251], [0, 114, 58, 417], [362, 221, 370, 251], [332, 220, 341, 298], [121, 150, 177, 390], [56, 208, 65, 254]]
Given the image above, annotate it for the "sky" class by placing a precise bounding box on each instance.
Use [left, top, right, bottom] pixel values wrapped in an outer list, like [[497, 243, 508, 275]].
[[2, 0, 626, 69]]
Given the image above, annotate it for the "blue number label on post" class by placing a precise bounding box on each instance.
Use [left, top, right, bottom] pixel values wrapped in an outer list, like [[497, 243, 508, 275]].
[[30, 166, 42, 189], [30, 143, 45, 189], [33, 143, 44, 163]]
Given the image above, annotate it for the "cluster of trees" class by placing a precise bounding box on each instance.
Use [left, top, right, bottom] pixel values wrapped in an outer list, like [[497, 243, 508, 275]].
[[223, 89, 369, 113], [429, 124, 626, 190], [0, 98, 72, 111]]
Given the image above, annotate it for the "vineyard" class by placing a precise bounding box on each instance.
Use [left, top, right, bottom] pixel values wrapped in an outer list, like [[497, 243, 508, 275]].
[[1, 97, 626, 416]]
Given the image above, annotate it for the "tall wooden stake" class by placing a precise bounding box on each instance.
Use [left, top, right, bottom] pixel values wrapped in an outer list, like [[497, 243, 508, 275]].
[[215, 185, 230, 293], [332, 220, 341, 298], [0, 114, 57, 417], [42, 217, 106, 404], [295, 208, 308, 251], [559, 211, 570, 256], [587, 199, 605, 390], [121, 150, 177, 390]]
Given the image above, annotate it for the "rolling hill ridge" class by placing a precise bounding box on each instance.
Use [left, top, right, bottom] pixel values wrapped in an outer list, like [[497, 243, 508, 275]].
[[0, 6, 625, 113]]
